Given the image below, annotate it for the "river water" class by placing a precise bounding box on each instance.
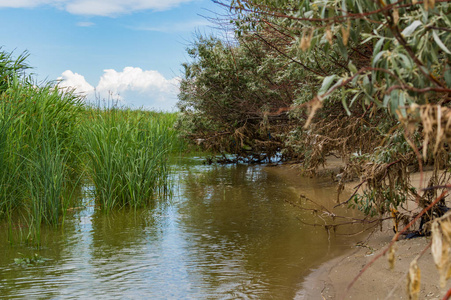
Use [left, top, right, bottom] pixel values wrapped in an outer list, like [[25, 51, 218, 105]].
[[0, 157, 363, 299]]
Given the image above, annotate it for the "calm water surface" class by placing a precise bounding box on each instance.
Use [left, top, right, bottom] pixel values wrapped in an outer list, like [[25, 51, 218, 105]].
[[0, 157, 363, 299]]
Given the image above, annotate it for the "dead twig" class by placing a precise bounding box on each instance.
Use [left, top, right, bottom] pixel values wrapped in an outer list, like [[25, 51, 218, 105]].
[[342, 190, 448, 300]]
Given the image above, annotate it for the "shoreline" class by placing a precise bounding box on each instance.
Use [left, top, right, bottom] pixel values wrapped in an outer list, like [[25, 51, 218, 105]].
[[296, 222, 449, 299], [289, 161, 451, 299]]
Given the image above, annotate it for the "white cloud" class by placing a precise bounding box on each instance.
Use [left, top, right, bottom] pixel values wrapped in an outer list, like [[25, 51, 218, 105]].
[[0, 0, 194, 16], [58, 67, 180, 110], [58, 70, 95, 96], [0, 0, 53, 8], [76, 21, 95, 27]]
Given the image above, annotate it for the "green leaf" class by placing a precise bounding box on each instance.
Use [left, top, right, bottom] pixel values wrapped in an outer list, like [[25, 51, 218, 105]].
[[342, 0, 347, 14], [336, 36, 348, 60], [383, 93, 392, 108], [374, 38, 385, 56], [320, 6, 326, 19], [398, 92, 407, 118], [401, 21, 422, 37], [350, 92, 360, 107], [362, 75, 373, 96], [397, 53, 413, 69], [445, 66, 451, 87], [323, 42, 330, 54], [348, 61, 358, 74], [432, 30, 451, 55], [318, 75, 337, 96], [389, 90, 399, 116], [341, 89, 351, 116], [372, 51, 386, 68]]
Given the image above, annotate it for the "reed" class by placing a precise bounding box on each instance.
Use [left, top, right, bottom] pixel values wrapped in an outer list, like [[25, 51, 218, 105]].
[[0, 77, 83, 244], [81, 107, 180, 211], [0, 50, 187, 245]]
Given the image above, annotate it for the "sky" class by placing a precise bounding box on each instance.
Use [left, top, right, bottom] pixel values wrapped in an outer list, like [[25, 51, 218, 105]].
[[0, 0, 223, 111]]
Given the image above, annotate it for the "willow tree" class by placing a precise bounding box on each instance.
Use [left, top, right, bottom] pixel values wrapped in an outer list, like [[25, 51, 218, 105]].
[[227, 0, 450, 108], [178, 0, 451, 220], [217, 0, 450, 217], [178, 34, 303, 162]]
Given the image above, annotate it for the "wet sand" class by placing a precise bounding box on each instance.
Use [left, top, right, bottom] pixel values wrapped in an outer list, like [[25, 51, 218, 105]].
[[296, 166, 451, 299], [297, 222, 450, 299]]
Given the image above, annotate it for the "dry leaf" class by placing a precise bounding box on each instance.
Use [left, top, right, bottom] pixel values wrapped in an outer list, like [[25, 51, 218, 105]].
[[389, 244, 396, 270], [299, 35, 307, 51], [304, 97, 323, 128], [407, 258, 421, 300], [326, 25, 333, 45], [393, 9, 399, 25], [431, 213, 451, 288], [341, 20, 350, 46], [424, 0, 434, 10], [432, 221, 443, 267], [299, 28, 314, 51], [434, 106, 443, 154]]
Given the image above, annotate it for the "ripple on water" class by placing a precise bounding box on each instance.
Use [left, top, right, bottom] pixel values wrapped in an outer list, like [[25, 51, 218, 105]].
[[0, 162, 365, 299]]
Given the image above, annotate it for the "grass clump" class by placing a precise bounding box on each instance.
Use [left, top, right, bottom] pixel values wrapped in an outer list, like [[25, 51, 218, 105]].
[[0, 49, 186, 245], [0, 76, 83, 244], [81, 107, 178, 211]]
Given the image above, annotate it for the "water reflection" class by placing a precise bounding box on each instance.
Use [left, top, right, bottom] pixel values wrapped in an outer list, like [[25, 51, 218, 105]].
[[0, 158, 363, 299], [173, 163, 348, 299]]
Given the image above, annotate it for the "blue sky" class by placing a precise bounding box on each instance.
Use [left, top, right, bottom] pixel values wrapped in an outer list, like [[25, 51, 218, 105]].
[[0, 0, 223, 110]]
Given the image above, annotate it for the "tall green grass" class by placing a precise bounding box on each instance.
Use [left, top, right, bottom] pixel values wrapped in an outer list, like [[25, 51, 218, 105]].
[[81, 107, 182, 211], [0, 50, 187, 245], [26, 136, 69, 242], [0, 77, 83, 244]]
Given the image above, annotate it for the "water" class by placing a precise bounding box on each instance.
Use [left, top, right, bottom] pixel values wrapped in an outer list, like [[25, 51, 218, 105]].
[[0, 157, 363, 299]]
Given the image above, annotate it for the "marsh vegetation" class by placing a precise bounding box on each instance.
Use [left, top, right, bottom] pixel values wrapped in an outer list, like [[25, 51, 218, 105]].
[[0, 49, 185, 246], [1, 1, 450, 297]]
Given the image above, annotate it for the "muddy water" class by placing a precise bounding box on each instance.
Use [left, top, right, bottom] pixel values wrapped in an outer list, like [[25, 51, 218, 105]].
[[0, 157, 363, 299]]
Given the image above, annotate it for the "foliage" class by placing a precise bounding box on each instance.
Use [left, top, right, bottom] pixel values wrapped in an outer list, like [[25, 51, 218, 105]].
[[0, 50, 186, 245], [81, 107, 177, 211], [0, 76, 84, 244], [177, 0, 451, 221], [227, 0, 450, 113], [177, 34, 300, 162], [14, 253, 49, 267], [0, 48, 30, 93]]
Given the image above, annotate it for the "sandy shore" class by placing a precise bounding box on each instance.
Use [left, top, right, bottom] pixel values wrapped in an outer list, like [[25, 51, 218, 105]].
[[293, 161, 451, 299], [297, 223, 450, 299]]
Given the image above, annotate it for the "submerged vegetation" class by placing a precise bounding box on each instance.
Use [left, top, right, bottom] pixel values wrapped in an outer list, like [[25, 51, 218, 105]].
[[0, 49, 185, 245]]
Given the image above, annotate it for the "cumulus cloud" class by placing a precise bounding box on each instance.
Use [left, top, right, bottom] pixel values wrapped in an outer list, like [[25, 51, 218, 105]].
[[58, 67, 180, 110], [58, 70, 95, 95], [97, 67, 180, 101], [0, 0, 194, 16]]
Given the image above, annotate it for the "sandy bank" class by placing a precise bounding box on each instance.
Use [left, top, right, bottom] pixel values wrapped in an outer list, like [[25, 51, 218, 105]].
[[297, 222, 451, 299], [295, 163, 451, 299]]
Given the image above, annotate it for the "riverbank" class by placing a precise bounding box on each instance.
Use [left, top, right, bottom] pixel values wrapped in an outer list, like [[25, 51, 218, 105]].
[[297, 221, 451, 299], [293, 162, 451, 299]]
